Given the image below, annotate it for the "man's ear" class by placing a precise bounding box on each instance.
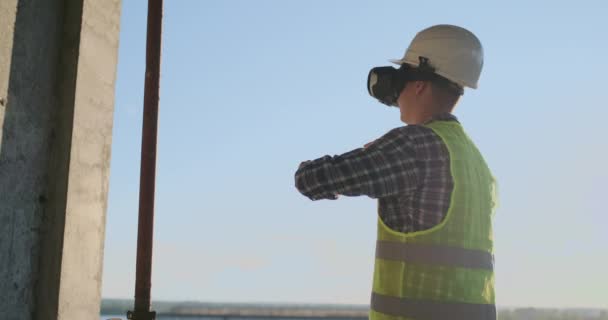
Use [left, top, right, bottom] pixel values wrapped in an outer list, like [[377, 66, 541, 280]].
[[414, 81, 428, 96]]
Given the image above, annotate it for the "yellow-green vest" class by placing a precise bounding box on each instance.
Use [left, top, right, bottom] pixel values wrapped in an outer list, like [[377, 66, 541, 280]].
[[370, 120, 498, 320]]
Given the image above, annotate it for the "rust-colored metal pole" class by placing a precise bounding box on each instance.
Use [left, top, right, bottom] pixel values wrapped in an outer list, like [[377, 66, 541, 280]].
[[128, 0, 163, 319]]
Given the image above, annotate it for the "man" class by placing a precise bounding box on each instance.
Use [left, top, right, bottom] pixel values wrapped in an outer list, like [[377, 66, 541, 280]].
[[295, 25, 497, 320]]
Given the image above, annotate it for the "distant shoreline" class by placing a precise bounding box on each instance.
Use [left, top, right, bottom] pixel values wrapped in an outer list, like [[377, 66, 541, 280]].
[[101, 299, 608, 319], [101, 299, 369, 318]]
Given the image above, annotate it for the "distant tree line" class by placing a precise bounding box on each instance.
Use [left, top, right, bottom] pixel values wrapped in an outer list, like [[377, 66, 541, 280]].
[[101, 299, 176, 315], [497, 308, 608, 320], [101, 300, 608, 320]]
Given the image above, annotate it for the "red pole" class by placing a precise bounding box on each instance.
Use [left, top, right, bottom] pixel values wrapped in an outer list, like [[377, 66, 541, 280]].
[[128, 0, 163, 319]]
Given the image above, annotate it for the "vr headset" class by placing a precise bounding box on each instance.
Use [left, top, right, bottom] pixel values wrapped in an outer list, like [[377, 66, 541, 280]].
[[367, 65, 410, 107], [367, 58, 462, 107]]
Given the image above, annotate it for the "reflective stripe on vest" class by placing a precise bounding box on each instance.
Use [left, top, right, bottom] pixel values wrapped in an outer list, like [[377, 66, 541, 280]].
[[376, 240, 494, 270], [371, 292, 496, 320]]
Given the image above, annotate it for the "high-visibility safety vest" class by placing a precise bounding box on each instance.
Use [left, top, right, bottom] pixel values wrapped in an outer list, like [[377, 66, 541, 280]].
[[370, 120, 498, 320]]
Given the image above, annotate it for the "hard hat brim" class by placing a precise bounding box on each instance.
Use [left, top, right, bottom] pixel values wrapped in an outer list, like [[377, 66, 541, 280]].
[[388, 58, 477, 89], [389, 58, 412, 66]]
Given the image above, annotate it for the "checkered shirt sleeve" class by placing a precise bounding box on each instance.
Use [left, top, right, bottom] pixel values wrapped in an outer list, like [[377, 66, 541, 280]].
[[294, 126, 420, 200]]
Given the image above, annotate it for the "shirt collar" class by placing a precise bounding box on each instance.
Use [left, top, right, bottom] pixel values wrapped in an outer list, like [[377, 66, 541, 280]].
[[424, 112, 459, 124]]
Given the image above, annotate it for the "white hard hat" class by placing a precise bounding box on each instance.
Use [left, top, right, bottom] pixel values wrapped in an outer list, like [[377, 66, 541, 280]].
[[390, 24, 484, 89]]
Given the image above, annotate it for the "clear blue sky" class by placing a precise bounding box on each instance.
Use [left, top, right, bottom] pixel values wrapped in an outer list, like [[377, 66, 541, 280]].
[[102, 0, 608, 308]]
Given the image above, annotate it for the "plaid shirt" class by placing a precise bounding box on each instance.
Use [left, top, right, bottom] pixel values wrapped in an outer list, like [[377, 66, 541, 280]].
[[295, 113, 457, 233]]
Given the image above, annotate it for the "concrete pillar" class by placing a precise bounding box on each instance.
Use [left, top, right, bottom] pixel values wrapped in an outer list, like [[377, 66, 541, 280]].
[[0, 1, 121, 319]]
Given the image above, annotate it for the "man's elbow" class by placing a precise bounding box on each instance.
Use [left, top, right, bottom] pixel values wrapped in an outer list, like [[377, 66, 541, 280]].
[[294, 168, 315, 199], [294, 174, 328, 201]]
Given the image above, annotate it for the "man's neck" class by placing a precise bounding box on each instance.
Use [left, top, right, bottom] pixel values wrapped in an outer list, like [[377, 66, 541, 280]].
[[408, 110, 452, 125]]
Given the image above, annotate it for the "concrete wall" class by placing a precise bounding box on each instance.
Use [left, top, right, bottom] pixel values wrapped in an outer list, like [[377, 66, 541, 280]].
[[0, 0, 65, 317], [0, 0, 121, 319]]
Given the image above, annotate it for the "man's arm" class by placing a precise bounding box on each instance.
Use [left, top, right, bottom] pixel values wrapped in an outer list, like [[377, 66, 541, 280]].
[[294, 127, 420, 200]]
